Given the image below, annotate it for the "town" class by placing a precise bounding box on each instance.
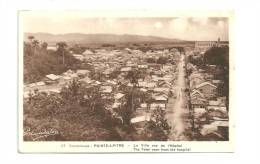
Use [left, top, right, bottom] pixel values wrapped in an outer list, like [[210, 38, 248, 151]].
[[23, 35, 229, 141]]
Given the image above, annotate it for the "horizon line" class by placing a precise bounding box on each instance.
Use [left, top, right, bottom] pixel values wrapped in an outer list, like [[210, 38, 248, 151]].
[[24, 32, 229, 42]]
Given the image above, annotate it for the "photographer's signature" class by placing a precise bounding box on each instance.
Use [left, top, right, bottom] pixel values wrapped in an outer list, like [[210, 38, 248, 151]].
[[24, 128, 59, 141]]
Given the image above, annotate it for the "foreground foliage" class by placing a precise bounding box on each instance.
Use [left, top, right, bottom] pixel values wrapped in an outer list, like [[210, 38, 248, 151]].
[[24, 80, 170, 141]]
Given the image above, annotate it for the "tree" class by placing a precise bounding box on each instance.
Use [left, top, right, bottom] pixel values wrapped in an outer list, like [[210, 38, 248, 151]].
[[24, 80, 122, 141], [204, 46, 229, 110], [133, 107, 171, 141], [147, 57, 156, 63], [157, 56, 168, 65], [125, 69, 141, 113], [32, 39, 39, 55], [152, 107, 171, 133], [28, 35, 34, 43], [41, 42, 48, 50], [204, 46, 229, 67], [56, 42, 68, 65]]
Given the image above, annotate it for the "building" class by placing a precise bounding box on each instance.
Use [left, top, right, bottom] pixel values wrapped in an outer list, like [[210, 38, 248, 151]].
[[195, 41, 218, 51], [195, 82, 217, 98], [194, 38, 229, 51]]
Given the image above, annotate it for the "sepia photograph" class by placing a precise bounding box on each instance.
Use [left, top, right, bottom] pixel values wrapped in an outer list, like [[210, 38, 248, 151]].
[[19, 11, 233, 152]]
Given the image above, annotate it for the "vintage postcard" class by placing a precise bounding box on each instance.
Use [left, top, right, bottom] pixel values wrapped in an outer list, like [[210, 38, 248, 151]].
[[18, 10, 234, 153]]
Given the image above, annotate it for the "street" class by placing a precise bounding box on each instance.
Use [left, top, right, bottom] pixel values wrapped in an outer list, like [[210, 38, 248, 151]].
[[166, 54, 191, 141]]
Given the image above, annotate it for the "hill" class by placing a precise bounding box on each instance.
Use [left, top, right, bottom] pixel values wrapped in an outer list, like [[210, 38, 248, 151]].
[[24, 33, 182, 45]]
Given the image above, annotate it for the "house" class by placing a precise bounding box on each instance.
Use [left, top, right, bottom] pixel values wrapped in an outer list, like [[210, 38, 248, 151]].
[[212, 79, 223, 86], [187, 63, 197, 72], [112, 102, 122, 109], [95, 81, 101, 85], [45, 74, 60, 81], [45, 88, 62, 94], [100, 86, 113, 94], [39, 86, 62, 94], [103, 68, 114, 77], [195, 82, 217, 97], [23, 91, 31, 99], [106, 80, 117, 85], [82, 50, 94, 55], [153, 94, 168, 102], [153, 87, 170, 94], [194, 107, 207, 119], [138, 81, 148, 88], [140, 88, 148, 92], [140, 103, 148, 109], [35, 81, 45, 86], [191, 97, 208, 109], [120, 67, 132, 72], [190, 76, 205, 89], [190, 89, 205, 99], [76, 70, 90, 76], [207, 97, 227, 113], [136, 103, 149, 113], [162, 65, 172, 71], [28, 83, 37, 88], [161, 75, 173, 82], [138, 64, 148, 69], [204, 74, 214, 80], [150, 103, 166, 110], [79, 77, 92, 84], [130, 115, 151, 124], [200, 120, 228, 137], [148, 64, 161, 70], [62, 69, 74, 76], [72, 54, 85, 61], [189, 72, 205, 88], [158, 81, 172, 88], [147, 82, 157, 88], [114, 93, 125, 102], [62, 76, 72, 81]]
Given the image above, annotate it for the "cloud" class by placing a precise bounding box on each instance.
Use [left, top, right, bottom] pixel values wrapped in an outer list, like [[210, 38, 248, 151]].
[[154, 22, 163, 29], [21, 12, 228, 41], [169, 18, 188, 33], [191, 17, 208, 25], [167, 17, 228, 40]]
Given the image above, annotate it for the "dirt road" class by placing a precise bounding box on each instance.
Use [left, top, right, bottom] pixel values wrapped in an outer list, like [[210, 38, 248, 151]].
[[166, 54, 190, 141]]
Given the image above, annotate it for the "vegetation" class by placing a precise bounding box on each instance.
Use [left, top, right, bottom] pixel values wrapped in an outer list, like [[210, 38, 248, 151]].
[[127, 107, 171, 141], [69, 44, 87, 54], [24, 79, 170, 141], [23, 37, 172, 141], [147, 56, 169, 64], [23, 37, 80, 84], [56, 42, 68, 65], [157, 56, 169, 65], [188, 46, 229, 109], [24, 80, 121, 141]]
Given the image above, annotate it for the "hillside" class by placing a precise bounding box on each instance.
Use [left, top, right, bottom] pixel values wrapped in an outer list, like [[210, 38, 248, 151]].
[[24, 33, 182, 44]]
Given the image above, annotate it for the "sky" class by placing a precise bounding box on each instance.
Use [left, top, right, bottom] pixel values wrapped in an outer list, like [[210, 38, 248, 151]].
[[21, 12, 229, 41]]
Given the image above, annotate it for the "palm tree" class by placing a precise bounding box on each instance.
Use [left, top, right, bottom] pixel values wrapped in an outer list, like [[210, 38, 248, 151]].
[[32, 39, 39, 55], [56, 42, 68, 65], [126, 70, 140, 112], [28, 36, 34, 43]]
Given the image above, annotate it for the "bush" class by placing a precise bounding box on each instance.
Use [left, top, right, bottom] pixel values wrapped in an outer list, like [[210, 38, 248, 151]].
[[23, 43, 80, 84], [23, 80, 122, 141]]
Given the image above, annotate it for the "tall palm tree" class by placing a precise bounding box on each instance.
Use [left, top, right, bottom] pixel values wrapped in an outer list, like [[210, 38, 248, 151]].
[[56, 42, 68, 65], [28, 36, 34, 43], [32, 39, 39, 55], [126, 70, 140, 112]]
